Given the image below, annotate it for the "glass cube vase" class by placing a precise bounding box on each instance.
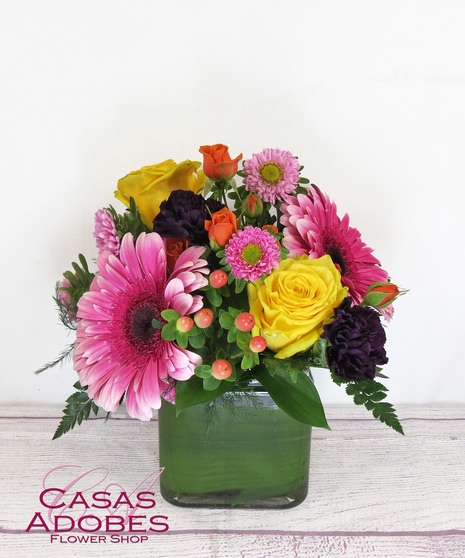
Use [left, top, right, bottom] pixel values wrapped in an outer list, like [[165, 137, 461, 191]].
[[158, 386, 312, 509]]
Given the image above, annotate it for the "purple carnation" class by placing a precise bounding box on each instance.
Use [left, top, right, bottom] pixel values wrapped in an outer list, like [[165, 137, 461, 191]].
[[322, 298, 388, 381], [152, 190, 224, 246]]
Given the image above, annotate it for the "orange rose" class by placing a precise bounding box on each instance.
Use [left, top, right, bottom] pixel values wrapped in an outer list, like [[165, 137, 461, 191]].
[[205, 208, 237, 248], [164, 237, 188, 273], [199, 144, 242, 181]]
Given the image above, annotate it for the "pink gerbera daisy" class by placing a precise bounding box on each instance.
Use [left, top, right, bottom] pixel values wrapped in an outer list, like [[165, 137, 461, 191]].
[[93, 208, 120, 256], [243, 148, 301, 203], [281, 185, 391, 312], [73, 232, 209, 421], [225, 226, 280, 282]]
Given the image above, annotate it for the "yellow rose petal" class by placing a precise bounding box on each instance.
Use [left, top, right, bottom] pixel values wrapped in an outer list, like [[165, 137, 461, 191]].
[[247, 254, 348, 359]]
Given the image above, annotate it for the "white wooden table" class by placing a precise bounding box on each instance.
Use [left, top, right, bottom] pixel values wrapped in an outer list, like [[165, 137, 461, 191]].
[[0, 404, 464, 558]]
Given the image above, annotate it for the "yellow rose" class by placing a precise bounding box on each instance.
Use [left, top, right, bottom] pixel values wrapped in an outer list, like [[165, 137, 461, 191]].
[[115, 160, 206, 228], [247, 254, 348, 359]]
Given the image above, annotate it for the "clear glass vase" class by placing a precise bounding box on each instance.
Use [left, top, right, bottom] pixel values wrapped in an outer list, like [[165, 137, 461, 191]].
[[158, 385, 312, 509]]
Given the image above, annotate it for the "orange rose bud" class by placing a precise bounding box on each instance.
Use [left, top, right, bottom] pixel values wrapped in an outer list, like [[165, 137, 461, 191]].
[[242, 193, 264, 219], [165, 237, 188, 273], [199, 144, 242, 181], [262, 224, 278, 235], [205, 207, 238, 248], [363, 282, 401, 309]]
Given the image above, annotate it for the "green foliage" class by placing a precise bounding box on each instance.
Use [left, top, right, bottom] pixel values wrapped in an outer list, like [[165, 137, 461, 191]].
[[256, 357, 330, 429], [234, 278, 247, 294], [61, 254, 95, 312], [107, 197, 150, 239], [175, 375, 233, 415], [35, 342, 75, 375], [203, 375, 222, 391], [331, 371, 404, 435], [161, 309, 180, 322], [195, 365, 212, 379], [52, 382, 99, 440], [308, 339, 329, 368], [161, 323, 177, 341], [205, 286, 223, 307]]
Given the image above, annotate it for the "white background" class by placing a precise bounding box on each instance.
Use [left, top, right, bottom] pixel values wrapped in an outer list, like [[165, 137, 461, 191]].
[[1, 0, 464, 406]]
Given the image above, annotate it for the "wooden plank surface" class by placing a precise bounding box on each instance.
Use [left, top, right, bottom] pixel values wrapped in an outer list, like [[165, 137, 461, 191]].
[[1, 404, 464, 558]]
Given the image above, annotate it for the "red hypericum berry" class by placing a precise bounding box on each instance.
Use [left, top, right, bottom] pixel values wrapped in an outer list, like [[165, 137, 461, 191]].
[[176, 316, 194, 332], [235, 312, 255, 332], [249, 336, 267, 353], [211, 359, 233, 380], [194, 308, 214, 328], [210, 270, 228, 288]]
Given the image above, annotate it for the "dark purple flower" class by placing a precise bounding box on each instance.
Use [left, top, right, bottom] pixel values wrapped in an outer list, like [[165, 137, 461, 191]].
[[152, 190, 224, 246], [322, 298, 388, 380]]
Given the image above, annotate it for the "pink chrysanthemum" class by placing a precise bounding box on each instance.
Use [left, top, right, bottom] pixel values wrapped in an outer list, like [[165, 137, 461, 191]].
[[93, 208, 120, 256], [225, 226, 280, 282], [243, 148, 301, 203], [74, 232, 209, 421], [281, 186, 391, 315]]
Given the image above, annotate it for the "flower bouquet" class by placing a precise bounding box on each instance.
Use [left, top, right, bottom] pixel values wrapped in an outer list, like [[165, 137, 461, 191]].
[[38, 144, 405, 507]]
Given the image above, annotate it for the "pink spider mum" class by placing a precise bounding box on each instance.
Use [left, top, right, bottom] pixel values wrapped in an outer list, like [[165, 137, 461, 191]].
[[225, 226, 280, 282], [281, 186, 392, 317], [74, 232, 209, 420], [243, 148, 300, 203], [93, 208, 120, 256]]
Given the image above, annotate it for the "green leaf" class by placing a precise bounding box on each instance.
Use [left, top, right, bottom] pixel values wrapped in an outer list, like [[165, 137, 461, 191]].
[[227, 328, 238, 343], [241, 352, 254, 370], [187, 324, 201, 336], [35, 343, 75, 375], [235, 278, 247, 293], [52, 390, 99, 440], [341, 377, 404, 435], [263, 354, 311, 377], [256, 358, 330, 429], [176, 330, 189, 348], [161, 323, 177, 341], [205, 287, 223, 307], [353, 393, 367, 405], [375, 368, 389, 379], [215, 347, 227, 360], [189, 332, 206, 349], [175, 375, 232, 415], [217, 285, 230, 296], [203, 375, 222, 391], [236, 331, 251, 350], [194, 365, 212, 379], [219, 311, 235, 329], [288, 368, 299, 384], [228, 307, 241, 318], [310, 339, 328, 368], [161, 309, 180, 323], [370, 391, 388, 402]]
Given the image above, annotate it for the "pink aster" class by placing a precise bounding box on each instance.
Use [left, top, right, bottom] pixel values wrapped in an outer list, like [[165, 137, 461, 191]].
[[281, 185, 392, 317], [243, 148, 301, 203], [93, 208, 120, 256], [73, 232, 209, 421], [225, 226, 280, 282]]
